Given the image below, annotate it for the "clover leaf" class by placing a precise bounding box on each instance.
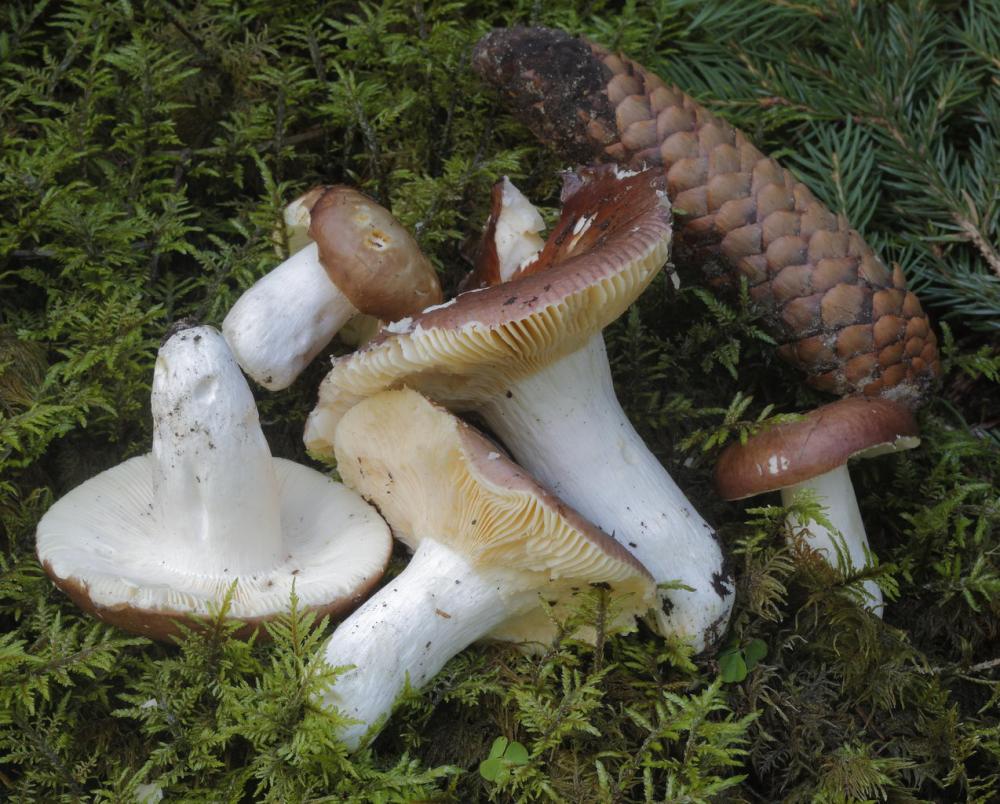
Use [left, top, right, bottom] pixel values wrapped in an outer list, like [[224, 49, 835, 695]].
[[479, 736, 529, 781], [718, 638, 769, 683]]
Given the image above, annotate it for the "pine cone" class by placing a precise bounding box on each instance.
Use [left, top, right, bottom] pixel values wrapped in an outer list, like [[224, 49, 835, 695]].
[[473, 26, 940, 408]]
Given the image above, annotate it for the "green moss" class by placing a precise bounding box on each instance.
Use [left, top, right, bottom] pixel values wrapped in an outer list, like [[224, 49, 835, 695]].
[[2, 1, 997, 800]]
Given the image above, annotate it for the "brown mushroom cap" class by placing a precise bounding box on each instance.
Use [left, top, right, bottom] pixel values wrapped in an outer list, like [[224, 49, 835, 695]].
[[305, 165, 671, 454], [304, 186, 442, 321], [715, 397, 920, 501]]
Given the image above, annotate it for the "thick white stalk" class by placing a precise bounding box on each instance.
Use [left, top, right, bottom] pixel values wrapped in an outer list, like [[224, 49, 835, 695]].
[[319, 539, 528, 750], [781, 465, 884, 613], [150, 326, 283, 575], [223, 242, 358, 390], [479, 334, 732, 650]]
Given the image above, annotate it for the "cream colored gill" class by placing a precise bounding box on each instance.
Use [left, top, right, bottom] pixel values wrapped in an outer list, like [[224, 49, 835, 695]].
[[333, 390, 641, 585]]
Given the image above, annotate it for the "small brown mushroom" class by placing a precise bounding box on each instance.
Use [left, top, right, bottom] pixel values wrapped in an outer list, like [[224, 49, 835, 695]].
[[715, 397, 920, 611]]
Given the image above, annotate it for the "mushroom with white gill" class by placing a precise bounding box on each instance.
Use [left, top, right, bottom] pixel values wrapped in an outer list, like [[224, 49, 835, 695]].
[[36, 324, 392, 640], [318, 388, 656, 750]]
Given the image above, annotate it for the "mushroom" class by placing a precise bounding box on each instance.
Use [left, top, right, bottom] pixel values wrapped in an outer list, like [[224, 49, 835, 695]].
[[714, 397, 920, 611], [319, 388, 656, 750], [35, 324, 392, 640], [223, 186, 442, 390], [305, 165, 734, 651]]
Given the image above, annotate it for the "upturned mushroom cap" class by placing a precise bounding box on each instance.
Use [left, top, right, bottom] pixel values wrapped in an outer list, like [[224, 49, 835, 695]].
[[715, 397, 920, 501], [36, 325, 392, 641], [306, 186, 443, 321], [37, 457, 391, 640], [305, 165, 672, 454], [334, 388, 655, 624]]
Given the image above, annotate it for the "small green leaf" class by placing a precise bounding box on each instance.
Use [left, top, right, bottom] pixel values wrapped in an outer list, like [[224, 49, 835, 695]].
[[743, 638, 768, 669], [488, 736, 508, 759], [504, 740, 529, 765], [719, 649, 748, 683], [479, 757, 502, 782]]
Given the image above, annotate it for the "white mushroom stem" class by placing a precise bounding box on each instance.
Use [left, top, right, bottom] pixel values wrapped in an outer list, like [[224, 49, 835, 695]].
[[780, 465, 884, 613], [150, 326, 284, 575], [478, 334, 732, 650], [222, 242, 358, 390], [319, 538, 532, 750]]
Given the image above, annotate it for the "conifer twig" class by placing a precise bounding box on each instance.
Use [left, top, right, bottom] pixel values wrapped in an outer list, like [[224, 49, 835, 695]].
[[955, 214, 1000, 281], [919, 656, 1000, 675], [306, 28, 327, 84]]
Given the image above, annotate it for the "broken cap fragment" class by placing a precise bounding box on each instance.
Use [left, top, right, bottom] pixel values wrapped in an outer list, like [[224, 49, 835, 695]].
[[277, 186, 325, 255], [463, 176, 547, 291], [318, 389, 655, 750], [223, 186, 442, 390], [305, 166, 734, 650], [36, 325, 392, 641], [715, 397, 920, 610]]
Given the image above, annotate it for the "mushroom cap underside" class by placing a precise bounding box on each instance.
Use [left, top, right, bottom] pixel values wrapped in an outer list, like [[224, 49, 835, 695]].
[[333, 389, 654, 603], [715, 397, 921, 500], [305, 166, 671, 455], [36, 455, 392, 641]]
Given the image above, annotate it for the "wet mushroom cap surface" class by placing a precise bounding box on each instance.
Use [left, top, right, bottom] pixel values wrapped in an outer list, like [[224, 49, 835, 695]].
[[305, 165, 671, 453], [307, 186, 443, 321], [714, 397, 920, 501]]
